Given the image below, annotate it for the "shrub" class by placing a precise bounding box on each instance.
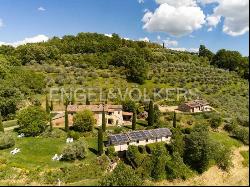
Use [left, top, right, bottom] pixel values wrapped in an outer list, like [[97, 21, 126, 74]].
[[17, 106, 48, 137], [106, 146, 117, 159], [126, 145, 145, 167], [73, 109, 95, 132], [41, 128, 66, 138], [184, 124, 212, 173], [61, 139, 87, 161], [146, 142, 166, 154], [165, 152, 193, 180], [210, 141, 232, 171], [0, 133, 15, 150], [113, 126, 122, 134], [232, 127, 249, 145], [138, 145, 146, 154], [68, 131, 80, 140], [99, 162, 143, 186], [209, 115, 223, 129]]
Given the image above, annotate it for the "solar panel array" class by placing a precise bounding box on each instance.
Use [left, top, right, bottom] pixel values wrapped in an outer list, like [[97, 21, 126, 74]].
[[109, 128, 172, 145], [109, 134, 129, 145]]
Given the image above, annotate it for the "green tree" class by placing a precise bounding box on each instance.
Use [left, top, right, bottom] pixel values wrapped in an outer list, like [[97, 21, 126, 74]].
[[100, 162, 142, 186], [209, 115, 223, 130], [154, 104, 161, 124], [73, 109, 95, 132], [45, 95, 50, 114], [151, 143, 168, 180], [0, 112, 4, 132], [173, 112, 177, 128], [50, 100, 54, 111], [211, 49, 248, 79], [122, 99, 136, 112], [98, 127, 103, 155], [184, 124, 212, 173], [49, 113, 53, 132], [102, 106, 106, 132], [171, 127, 184, 157], [65, 107, 69, 133], [148, 100, 154, 126], [126, 57, 148, 84], [86, 95, 90, 105], [132, 108, 137, 130], [198, 45, 214, 61], [17, 106, 48, 137]]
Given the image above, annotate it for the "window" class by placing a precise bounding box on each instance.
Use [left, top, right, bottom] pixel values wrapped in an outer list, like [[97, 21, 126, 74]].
[[136, 140, 139, 144], [146, 139, 148, 142], [108, 119, 113, 124], [127, 142, 130, 145]]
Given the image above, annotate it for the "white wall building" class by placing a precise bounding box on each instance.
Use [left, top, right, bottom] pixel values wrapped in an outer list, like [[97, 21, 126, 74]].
[[67, 104, 133, 126], [108, 128, 172, 152]]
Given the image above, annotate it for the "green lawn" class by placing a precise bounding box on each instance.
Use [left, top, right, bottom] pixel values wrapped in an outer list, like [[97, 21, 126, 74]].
[[209, 131, 242, 149], [0, 132, 103, 185], [0, 135, 70, 169], [240, 150, 249, 167]]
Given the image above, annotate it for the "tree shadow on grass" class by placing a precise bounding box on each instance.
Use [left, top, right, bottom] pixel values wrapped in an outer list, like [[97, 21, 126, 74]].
[[88, 148, 98, 155], [123, 125, 132, 130]]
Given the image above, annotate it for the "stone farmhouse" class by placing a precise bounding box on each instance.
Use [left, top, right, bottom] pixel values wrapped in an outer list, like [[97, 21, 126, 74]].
[[178, 99, 212, 113], [67, 104, 133, 126], [108, 128, 172, 152]]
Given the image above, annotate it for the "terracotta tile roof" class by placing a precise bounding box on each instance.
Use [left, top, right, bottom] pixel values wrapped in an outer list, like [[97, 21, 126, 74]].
[[67, 104, 122, 113], [184, 100, 209, 108], [122, 111, 133, 116]]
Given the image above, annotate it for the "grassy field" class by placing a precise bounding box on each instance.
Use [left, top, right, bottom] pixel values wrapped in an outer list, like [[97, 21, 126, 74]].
[[0, 131, 105, 186], [240, 150, 249, 167], [209, 131, 242, 149]]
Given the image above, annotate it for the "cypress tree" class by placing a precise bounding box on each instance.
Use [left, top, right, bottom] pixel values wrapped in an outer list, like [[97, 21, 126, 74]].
[[71, 92, 75, 105], [49, 113, 53, 132], [86, 94, 90, 105], [105, 93, 108, 104], [0, 112, 4, 132], [173, 111, 177, 128], [148, 100, 154, 126], [98, 127, 103, 155], [102, 105, 106, 132], [64, 98, 69, 132], [132, 108, 137, 130], [45, 95, 50, 114], [50, 100, 54, 111]]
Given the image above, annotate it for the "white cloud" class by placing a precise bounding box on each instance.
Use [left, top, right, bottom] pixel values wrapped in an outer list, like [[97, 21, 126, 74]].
[[0, 19, 3, 28], [207, 27, 213, 32], [189, 34, 195, 38], [139, 37, 150, 42], [38, 6, 46, 11], [157, 35, 161, 40], [163, 38, 178, 47], [206, 0, 249, 36], [104, 33, 112, 37], [0, 34, 49, 47], [138, 0, 144, 4], [169, 47, 199, 53], [156, 0, 197, 7], [142, 2, 206, 37]]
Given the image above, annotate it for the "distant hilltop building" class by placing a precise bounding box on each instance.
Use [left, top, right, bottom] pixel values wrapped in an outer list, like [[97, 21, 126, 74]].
[[178, 99, 212, 113], [108, 128, 172, 152], [67, 104, 133, 126]]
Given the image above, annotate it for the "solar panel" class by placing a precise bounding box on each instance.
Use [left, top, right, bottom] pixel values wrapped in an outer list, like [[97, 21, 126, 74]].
[[109, 128, 172, 145]]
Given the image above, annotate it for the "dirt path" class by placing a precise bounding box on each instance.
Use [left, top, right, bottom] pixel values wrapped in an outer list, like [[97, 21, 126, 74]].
[[152, 146, 249, 186]]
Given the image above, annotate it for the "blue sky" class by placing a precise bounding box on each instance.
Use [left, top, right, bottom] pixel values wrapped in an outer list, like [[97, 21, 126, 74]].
[[0, 0, 249, 55]]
